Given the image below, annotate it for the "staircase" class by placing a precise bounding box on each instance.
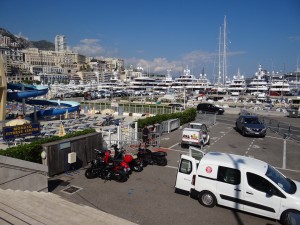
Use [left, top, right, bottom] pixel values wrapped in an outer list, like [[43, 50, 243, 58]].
[[0, 189, 137, 225]]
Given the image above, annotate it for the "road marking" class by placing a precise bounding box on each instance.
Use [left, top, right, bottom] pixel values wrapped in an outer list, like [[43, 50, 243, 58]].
[[169, 143, 180, 149], [165, 165, 178, 169]]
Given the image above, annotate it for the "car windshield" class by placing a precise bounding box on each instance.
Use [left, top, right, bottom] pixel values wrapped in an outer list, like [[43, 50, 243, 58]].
[[244, 117, 260, 124], [265, 165, 296, 194]]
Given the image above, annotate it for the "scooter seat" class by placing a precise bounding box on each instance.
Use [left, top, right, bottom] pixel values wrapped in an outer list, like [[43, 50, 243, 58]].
[[152, 151, 167, 157]]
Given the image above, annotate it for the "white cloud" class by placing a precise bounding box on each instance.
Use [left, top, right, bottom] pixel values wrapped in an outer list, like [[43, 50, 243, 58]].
[[124, 49, 245, 77], [72, 39, 105, 56], [125, 50, 217, 75], [289, 35, 300, 41]]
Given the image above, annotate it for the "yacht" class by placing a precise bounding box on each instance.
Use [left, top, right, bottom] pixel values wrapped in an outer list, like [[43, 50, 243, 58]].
[[172, 66, 210, 92], [155, 69, 173, 91], [268, 73, 291, 96], [247, 65, 269, 95], [226, 69, 246, 96]]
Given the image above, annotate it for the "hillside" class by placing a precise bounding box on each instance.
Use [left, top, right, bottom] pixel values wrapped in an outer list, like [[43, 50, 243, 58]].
[[0, 28, 54, 50]]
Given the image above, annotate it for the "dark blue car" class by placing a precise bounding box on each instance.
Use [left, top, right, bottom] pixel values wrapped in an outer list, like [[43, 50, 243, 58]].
[[235, 115, 266, 137]]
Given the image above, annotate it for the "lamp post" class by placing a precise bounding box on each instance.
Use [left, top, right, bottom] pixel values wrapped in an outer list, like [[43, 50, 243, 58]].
[[183, 86, 186, 109]]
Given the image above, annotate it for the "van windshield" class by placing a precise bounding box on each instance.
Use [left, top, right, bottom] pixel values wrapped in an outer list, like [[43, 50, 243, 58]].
[[266, 165, 296, 194]]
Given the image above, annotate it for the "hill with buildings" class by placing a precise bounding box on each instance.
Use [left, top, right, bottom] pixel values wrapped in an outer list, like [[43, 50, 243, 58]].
[[0, 27, 54, 50]]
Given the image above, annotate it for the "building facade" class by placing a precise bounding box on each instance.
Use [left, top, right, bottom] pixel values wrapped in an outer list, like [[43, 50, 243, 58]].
[[55, 35, 67, 52]]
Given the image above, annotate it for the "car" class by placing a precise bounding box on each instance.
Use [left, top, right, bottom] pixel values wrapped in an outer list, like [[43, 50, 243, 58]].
[[235, 114, 266, 137], [169, 103, 184, 109], [197, 103, 225, 114]]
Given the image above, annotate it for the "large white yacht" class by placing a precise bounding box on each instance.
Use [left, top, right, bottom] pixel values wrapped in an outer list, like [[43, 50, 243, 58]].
[[247, 65, 269, 95], [172, 66, 210, 92], [269, 73, 291, 96], [226, 69, 246, 95], [155, 69, 174, 91]]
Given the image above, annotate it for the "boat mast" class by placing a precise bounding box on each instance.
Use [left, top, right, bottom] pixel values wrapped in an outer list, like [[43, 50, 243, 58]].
[[218, 26, 222, 86], [222, 15, 227, 86]]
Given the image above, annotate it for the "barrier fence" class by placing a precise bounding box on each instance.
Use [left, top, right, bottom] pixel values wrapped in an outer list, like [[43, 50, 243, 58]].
[[81, 102, 184, 115]]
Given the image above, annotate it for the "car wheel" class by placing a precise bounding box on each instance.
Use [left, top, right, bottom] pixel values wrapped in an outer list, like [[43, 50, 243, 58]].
[[199, 191, 217, 208], [242, 128, 246, 137], [235, 123, 239, 132], [280, 210, 300, 225]]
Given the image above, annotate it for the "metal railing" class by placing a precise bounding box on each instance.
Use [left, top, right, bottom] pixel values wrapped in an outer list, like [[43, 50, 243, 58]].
[[81, 102, 184, 115]]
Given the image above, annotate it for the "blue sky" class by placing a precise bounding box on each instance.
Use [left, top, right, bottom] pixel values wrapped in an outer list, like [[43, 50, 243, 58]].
[[1, 0, 300, 80]]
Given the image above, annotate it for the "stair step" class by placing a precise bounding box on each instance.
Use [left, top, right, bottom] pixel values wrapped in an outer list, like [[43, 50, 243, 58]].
[[0, 202, 44, 225], [0, 189, 137, 225], [27, 190, 135, 224]]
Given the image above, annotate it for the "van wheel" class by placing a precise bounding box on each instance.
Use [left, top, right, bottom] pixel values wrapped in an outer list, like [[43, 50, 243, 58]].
[[280, 210, 299, 225], [199, 191, 216, 208]]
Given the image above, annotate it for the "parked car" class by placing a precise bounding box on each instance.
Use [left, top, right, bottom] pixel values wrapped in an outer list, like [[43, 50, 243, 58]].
[[169, 103, 184, 109], [235, 114, 266, 137], [197, 103, 224, 114]]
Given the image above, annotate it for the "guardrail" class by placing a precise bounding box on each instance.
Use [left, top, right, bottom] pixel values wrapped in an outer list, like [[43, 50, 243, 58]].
[[81, 102, 184, 115], [161, 118, 180, 133]]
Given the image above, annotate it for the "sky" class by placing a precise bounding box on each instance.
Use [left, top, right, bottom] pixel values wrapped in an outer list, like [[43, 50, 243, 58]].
[[1, 0, 300, 81]]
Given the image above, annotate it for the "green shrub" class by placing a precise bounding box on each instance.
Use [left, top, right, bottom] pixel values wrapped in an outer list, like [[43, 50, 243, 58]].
[[0, 129, 96, 164], [137, 108, 197, 128]]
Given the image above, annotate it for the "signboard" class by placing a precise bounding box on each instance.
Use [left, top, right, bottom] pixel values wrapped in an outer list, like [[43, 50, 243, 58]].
[[60, 142, 71, 150], [3, 123, 41, 140]]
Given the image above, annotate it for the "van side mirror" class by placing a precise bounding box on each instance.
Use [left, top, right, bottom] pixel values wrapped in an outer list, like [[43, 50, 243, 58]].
[[267, 188, 275, 196]]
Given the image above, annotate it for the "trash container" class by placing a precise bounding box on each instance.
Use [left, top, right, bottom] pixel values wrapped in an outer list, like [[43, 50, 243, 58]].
[[288, 110, 299, 118]]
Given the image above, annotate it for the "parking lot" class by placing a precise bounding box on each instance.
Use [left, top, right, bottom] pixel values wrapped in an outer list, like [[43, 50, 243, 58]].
[[49, 112, 300, 225]]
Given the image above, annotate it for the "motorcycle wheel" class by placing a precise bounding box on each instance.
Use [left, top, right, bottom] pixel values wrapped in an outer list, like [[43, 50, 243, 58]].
[[157, 157, 167, 166], [132, 160, 143, 172], [113, 170, 128, 183], [132, 164, 143, 172], [85, 168, 96, 179]]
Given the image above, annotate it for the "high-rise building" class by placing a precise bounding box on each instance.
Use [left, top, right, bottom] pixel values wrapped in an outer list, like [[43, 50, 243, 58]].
[[55, 35, 67, 52]]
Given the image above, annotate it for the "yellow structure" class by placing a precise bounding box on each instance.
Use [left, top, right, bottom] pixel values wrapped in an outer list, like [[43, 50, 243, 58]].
[[57, 122, 66, 137], [0, 56, 7, 122]]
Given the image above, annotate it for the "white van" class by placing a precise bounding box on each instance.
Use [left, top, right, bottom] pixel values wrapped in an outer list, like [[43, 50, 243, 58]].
[[180, 123, 210, 148], [175, 147, 300, 225]]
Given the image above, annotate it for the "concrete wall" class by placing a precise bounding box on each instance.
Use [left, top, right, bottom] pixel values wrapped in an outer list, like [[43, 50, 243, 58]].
[[0, 155, 48, 192]]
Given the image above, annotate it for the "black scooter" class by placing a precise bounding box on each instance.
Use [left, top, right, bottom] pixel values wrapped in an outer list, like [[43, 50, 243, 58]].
[[137, 143, 167, 166]]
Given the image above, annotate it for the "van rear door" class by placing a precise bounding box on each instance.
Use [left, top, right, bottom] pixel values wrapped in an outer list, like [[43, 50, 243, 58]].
[[175, 147, 205, 193]]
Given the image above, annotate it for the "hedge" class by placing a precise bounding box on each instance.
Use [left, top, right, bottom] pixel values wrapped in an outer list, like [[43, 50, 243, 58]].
[[0, 129, 96, 164]]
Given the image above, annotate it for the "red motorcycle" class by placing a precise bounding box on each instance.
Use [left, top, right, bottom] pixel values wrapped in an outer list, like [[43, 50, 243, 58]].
[[110, 144, 143, 172], [85, 149, 129, 182]]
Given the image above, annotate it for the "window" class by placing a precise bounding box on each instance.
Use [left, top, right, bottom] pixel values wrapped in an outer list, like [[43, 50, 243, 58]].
[[246, 172, 285, 198], [217, 166, 241, 185], [179, 159, 193, 174]]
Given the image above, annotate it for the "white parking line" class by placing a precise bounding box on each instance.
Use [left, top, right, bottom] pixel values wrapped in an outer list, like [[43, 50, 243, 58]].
[[168, 143, 180, 149]]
